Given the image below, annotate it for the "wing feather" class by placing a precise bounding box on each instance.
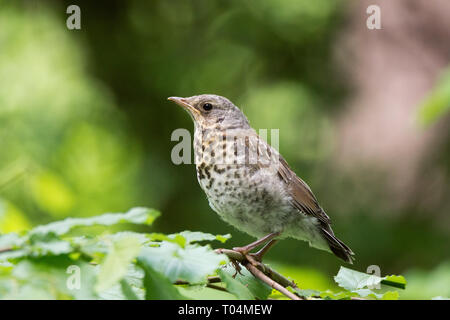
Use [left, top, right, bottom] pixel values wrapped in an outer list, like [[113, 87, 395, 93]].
[[277, 156, 331, 224]]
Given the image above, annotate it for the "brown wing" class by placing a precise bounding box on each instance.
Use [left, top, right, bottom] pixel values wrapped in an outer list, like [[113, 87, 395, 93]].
[[277, 156, 331, 224], [277, 156, 355, 263], [254, 137, 354, 263]]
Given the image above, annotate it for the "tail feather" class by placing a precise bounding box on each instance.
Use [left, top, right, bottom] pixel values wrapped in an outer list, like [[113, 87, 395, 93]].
[[321, 227, 355, 264]]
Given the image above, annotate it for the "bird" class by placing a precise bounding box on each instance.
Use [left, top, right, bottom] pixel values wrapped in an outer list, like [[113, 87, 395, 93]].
[[168, 94, 354, 263]]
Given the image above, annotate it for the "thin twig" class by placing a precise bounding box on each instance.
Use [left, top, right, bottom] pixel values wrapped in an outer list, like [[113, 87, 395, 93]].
[[0, 248, 12, 254], [244, 260, 301, 300], [206, 284, 228, 292], [174, 276, 222, 286], [174, 276, 230, 294], [216, 248, 298, 289], [173, 248, 302, 300], [207, 276, 222, 284]]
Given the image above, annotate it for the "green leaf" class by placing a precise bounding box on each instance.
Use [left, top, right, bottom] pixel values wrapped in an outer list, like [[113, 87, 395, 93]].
[[121, 263, 145, 288], [98, 264, 145, 300], [30, 239, 73, 256], [319, 290, 359, 300], [319, 289, 399, 300], [0, 249, 28, 261], [178, 285, 237, 300], [148, 233, 186, 247], [219, 264, 272, 300], [381, 275, 407, 289], [147, 231, 231, 248], [95, 235, 142, 293], [334, 267, 405, 300], [351, 289, 399, 300], [103, 231, 152, 245], [215, 234, 232, 243], [120, 279, 141, 300], [335, 267, 380, 291], [218, 268, 254, 299], [1, 233, 74, 261], [175, 231, 231, 244], [380, 291, 399, 300], [352, 288, 383, 299], [137, 258, 186, 300], [293, 288, 321, 299], [138, 241, 228, 283], [29, 207, 160, 237], [418, 68, 450, 126], [8, 256, 97, 299], [0, 233, 24, 250]]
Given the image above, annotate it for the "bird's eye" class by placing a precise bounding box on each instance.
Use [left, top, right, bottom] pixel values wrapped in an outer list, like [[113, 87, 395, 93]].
[[202, 103, 213, 111]]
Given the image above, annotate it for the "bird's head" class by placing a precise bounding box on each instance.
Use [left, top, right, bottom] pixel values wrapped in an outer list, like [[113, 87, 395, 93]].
[[168, 94, 250, 130]]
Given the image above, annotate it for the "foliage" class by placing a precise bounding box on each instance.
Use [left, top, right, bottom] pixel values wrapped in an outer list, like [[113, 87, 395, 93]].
[[418, 68, 450, 126], [0, 207, 409, 300], [0, 3, 144, 231], [401, 262, 450, 300]]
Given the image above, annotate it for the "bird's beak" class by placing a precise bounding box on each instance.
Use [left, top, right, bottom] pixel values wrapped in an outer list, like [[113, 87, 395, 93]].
[[167, 97, 199, 116]]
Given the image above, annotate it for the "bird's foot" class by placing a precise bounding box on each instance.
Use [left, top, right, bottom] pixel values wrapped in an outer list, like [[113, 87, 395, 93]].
[[231, 247, 261, 269], [229, 259, 243, 278]]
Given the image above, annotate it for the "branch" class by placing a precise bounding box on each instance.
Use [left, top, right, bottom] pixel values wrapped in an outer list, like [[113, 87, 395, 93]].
[[172, 250, 302, 300], [174, 276, 222, 286], [213, 250, 367, 300], [244, 257, 301, 300], [215, 248, 303, 300], [205, 284, 229, 293]]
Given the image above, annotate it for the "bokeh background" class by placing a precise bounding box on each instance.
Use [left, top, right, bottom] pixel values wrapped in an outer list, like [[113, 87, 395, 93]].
[[1, 0, 449, 299]]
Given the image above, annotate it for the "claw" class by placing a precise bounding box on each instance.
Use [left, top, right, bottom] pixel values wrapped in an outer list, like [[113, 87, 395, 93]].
[[230, 259, 243, 278]]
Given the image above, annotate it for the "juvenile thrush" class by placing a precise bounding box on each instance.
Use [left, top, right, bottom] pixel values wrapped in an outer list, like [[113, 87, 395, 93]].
[[168, 94, 354, 263]]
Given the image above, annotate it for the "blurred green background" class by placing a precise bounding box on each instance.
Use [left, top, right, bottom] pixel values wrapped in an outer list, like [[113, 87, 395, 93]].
[[0, 0, 449, 299]]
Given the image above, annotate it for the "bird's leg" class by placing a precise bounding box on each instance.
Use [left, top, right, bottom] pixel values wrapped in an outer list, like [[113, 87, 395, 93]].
[[249, 239, 278, 262], [233, 232, 280, 255]]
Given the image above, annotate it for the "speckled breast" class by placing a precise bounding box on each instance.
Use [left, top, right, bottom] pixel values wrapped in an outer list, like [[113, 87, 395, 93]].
[[192, 127, 294, 238]]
